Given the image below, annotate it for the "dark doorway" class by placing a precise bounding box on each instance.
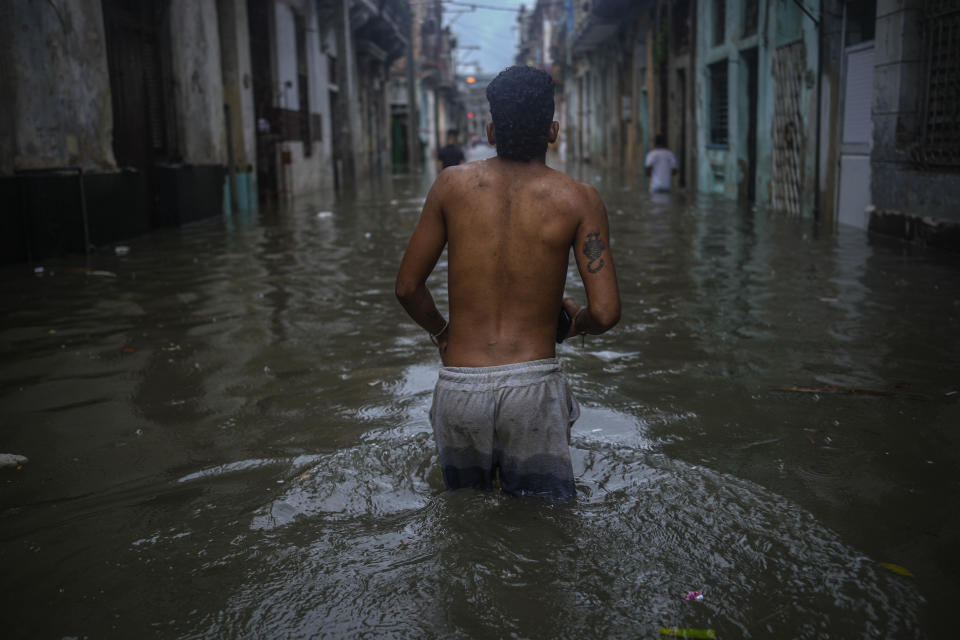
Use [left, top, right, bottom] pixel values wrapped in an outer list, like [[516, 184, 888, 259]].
[[743, 47, 759, 202], [391, 111, 408, 171], [102, 0, 175, 213], [248, 0, 278, 201]]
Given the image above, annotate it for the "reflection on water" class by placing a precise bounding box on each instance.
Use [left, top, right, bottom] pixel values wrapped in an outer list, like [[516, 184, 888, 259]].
[[1, 169, 958, 638]]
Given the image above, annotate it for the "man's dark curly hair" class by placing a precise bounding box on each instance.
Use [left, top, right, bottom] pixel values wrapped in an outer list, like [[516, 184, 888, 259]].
[[486, 66, 555, 161]]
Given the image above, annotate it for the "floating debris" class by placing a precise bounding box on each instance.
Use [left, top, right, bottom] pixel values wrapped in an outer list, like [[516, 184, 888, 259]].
[[684, 591, 704, 601], [88, 270, 118, 278], [316, 211, 334, 219], [115, 245, 130, 256], [660, 627, 716, 639], [879, 562, 914, 577], [771, 384, 894, 397], [0, 454, 28, 469]]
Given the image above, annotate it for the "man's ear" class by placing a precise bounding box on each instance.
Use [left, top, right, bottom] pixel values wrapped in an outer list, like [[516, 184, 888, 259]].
[[486, 122, 496, 145], [548, 120, 559, 143]]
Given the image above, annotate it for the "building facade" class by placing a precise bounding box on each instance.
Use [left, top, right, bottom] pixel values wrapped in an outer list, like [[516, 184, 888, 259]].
[[536, 0, 959, 250], [0, 0, 413, 265]]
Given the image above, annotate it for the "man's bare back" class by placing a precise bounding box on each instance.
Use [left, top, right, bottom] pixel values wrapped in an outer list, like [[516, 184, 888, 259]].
[[395, 64, 619, 499], [396, 155, 620, 366]]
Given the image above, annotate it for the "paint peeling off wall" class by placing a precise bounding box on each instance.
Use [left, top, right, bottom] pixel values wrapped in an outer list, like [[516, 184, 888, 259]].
[[1, 0, 116, 173]]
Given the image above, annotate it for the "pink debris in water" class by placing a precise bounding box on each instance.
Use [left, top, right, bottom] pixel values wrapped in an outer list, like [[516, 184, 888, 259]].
[[684, 591, 704, 601]]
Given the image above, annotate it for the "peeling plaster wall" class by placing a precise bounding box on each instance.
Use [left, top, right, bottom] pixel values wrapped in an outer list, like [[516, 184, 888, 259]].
[[0, 0, 115, 173], [169, 0, 226, 165]]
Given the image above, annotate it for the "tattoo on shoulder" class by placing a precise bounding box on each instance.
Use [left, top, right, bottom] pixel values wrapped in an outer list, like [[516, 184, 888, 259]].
[[583, 232, 606, 273]]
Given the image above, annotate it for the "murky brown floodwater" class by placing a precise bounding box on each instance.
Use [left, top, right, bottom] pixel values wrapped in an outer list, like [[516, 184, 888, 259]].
[[1, 163, 958, 639]]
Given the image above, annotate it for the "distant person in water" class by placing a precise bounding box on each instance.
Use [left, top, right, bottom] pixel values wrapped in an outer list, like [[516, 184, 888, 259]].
[[437, 130, 465, 171], [645, 133, 678, 193], [396, 65, 621, 501]]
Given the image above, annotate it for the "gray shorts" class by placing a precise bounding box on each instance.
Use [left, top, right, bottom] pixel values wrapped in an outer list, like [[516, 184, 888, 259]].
[[429, 358, 580, 500]]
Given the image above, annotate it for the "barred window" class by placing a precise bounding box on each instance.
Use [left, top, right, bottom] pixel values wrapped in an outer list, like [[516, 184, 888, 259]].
[[743, 0, 758, 37], [709, 61, 728, 146], [673, 0, 690, 52], [713, 0, 726, 45], [919, 0, 960, 167]]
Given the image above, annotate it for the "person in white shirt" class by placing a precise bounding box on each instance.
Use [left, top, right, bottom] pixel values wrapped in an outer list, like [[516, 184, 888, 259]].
[[645, 133, 678, 193]]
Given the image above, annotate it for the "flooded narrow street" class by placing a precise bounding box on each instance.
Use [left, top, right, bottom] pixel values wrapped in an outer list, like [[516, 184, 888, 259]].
[[2, 167, 958, 638]]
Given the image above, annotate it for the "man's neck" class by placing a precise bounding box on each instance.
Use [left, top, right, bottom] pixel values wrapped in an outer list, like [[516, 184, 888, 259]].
[[494, 154, 547, 166]]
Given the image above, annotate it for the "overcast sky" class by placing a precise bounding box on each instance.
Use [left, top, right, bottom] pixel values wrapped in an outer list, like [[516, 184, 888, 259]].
[[444, 0, 528, 76]]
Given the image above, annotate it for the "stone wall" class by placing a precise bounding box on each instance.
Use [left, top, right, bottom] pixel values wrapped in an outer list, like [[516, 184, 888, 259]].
[[0, 0, 115, 173]]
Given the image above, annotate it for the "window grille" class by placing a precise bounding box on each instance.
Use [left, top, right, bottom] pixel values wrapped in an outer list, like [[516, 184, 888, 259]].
[[713, 0, 726, 45], [709, 61, 728, 146], [771, 42, 805, 216], [743, 0, 758, 37], [673, 0, 690, 52], [917, 0, 960, 167]]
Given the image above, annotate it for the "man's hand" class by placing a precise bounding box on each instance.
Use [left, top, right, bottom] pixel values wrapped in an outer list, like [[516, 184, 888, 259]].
[[562, 297, 583, 339], [433, 325, 450, 362]]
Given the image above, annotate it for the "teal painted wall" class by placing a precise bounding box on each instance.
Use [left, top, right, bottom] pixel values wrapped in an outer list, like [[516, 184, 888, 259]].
[[694, 0, 820, 216]]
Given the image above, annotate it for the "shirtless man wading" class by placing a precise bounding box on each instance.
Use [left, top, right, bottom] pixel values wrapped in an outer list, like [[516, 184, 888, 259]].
[[395, 66, 620, 500]]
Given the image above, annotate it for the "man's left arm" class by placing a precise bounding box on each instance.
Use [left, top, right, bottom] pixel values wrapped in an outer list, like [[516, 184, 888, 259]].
[[396, 176, 450, 351]]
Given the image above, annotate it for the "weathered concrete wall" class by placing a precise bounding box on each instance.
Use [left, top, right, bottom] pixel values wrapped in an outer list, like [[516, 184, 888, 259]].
[[0, 0, 115, 173], [169, 0, 226, 165], [870, 0, 960, 226]]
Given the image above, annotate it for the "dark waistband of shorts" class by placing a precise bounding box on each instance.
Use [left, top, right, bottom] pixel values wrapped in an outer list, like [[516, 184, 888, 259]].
[[438, 358, 562, 389]]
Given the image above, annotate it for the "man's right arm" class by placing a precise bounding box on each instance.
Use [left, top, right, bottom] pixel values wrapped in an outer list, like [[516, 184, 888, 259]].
[[564, 185, 621, 336], [396, 175, 450, 353]]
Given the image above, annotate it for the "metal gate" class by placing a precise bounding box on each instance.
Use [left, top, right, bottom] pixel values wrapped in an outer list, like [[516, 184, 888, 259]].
[[771, 41, 805, 216]]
